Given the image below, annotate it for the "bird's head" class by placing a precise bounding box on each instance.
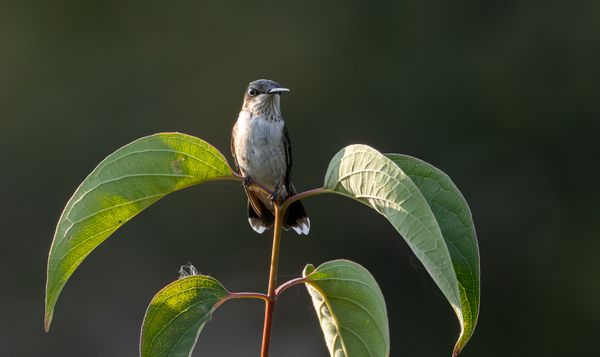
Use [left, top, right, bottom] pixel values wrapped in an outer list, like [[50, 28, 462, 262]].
[[242, 79, 290, 118]]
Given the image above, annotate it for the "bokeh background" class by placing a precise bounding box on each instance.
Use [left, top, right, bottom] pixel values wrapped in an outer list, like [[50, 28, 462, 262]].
[[2, 1, 599, 356]]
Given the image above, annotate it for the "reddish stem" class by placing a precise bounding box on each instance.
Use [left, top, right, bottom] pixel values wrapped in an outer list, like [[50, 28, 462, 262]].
[[260, 204, 283, 357], [281, 187, 331, 211], [274, 277, 308, 298], [248, 183, 329, 357], [215, 292, 270, 310]]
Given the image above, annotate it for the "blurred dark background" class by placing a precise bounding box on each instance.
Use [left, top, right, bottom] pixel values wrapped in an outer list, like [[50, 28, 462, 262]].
[[2, 0, 599, 356]]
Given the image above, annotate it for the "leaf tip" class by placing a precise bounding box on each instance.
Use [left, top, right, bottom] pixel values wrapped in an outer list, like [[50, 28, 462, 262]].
[[44, 313, 52, 332], [44, 287, 54, 332]]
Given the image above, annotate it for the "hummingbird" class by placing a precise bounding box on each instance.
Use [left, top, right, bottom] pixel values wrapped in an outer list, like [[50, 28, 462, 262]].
[[231, 79, 310, 235]]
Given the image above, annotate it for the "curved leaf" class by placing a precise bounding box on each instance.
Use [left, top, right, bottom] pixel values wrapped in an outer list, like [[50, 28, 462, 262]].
[[45, 133, 235, 330], [303, 259, 390, 357], [140, 275, 230, 357], [386, 154, 480, 355], [323, 145, 470, 354]]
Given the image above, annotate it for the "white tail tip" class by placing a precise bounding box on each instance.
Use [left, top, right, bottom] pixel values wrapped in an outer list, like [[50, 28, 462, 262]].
[[249, 218, 268, 234], [291, 218, 310, 235]]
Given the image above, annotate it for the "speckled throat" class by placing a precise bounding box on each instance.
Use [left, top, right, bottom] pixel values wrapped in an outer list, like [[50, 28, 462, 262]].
[[244, 94, 283, 122]]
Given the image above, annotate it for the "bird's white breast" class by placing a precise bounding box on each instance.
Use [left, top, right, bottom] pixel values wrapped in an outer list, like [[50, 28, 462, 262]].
[[233, 111, 286, 189]]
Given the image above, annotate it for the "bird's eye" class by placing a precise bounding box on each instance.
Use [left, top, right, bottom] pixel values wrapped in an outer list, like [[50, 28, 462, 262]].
[[248, 88, 258, 96]]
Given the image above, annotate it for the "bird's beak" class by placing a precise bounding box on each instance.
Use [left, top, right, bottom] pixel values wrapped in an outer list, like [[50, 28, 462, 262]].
[[268, 87, 290, 94]]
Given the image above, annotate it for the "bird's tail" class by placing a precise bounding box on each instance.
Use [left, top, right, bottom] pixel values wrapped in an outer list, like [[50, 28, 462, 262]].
[[283, 200, 310, 235], [282, 184, 310, 235], [246, 186, 310, 235], [246, 189, 274, 234]]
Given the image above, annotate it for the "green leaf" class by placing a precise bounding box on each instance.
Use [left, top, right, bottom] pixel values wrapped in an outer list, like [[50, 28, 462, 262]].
[[140, 275, 230, 357], [324, 144, 479, 355], [303, 259, 390, 357], [386, 154, 480, 355], [45, 133, 235, 330]]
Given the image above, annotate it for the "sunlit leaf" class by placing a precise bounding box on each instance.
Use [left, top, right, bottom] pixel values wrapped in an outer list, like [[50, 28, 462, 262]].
[[324, 144, 478, 355], [140, 275, 230, 357], [386, 154, 480, 355], [45, 133, 235, 330], [303, 259, 390, 357]]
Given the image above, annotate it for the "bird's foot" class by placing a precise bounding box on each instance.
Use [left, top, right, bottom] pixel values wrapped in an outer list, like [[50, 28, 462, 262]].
[[243, 175, 254, 187], [268, 182, 288, 205]]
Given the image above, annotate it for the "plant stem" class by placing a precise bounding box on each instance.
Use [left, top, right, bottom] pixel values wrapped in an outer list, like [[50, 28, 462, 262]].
[[281, 187, 331, 211], [214, 292, 270, 310], [261, 204, 284, 357], [257, 186, 329, 356], [274, 277, 307, 298], [228, 292, 270, 303], [233, 172, 274, 197]]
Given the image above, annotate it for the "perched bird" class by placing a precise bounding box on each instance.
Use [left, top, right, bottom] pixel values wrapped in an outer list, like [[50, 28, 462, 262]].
[[231, 79, 310, 235]]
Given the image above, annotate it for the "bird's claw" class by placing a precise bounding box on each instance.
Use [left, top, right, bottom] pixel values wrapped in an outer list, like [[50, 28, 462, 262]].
[[243, 175, 253, 187], [268, 183, 287, 204]]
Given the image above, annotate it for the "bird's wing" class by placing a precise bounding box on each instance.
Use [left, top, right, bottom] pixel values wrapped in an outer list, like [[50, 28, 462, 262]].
[[230, 121, 240, 172], [282, 124, 310, 235], [283, 124, 293, 190]]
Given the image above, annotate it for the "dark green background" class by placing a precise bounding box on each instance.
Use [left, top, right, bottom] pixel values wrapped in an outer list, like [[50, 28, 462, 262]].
[[2, 1, 598, 356]]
